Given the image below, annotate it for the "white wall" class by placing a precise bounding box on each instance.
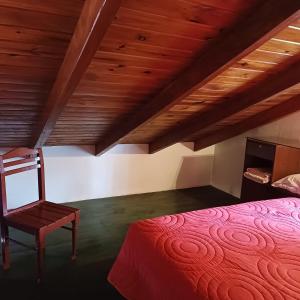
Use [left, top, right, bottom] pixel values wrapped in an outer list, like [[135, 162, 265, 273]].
[[2, 143, 214, 209], [212, 111, 300, 198]]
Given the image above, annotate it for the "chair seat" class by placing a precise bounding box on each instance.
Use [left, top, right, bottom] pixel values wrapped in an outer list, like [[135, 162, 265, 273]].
[[5, 202, 79, 233]]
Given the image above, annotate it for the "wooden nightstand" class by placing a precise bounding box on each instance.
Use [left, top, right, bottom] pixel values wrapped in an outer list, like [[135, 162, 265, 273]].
[[241, 137, 300, 201]]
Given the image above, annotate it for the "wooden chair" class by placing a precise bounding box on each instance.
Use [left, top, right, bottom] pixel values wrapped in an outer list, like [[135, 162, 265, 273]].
[[0, 147, 80, 282]]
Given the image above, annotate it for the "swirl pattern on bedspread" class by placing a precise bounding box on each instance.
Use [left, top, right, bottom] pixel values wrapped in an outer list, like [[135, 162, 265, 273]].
[[108, 198, 300, 300]]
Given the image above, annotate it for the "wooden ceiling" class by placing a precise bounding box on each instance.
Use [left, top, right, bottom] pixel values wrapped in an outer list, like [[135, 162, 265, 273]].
[[0, 0, 299, 154]]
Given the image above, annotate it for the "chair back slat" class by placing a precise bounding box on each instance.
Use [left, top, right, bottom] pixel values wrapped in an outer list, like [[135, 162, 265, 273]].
[[4, 164, 40, 177], [0, 147, 45, 217], [2, 148, 38, 160], [4, 157, 37, 169]]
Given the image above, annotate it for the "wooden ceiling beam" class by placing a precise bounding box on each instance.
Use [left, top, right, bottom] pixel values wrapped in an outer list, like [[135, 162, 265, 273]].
[[95, 0, 300, 155], [194, 94, 300, 151], [31, 0, 121, 148], [149, 54, 300, 153]]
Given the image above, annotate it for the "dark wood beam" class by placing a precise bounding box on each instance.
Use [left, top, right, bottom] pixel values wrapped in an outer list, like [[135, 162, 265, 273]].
[[149, 54, 300, 153], [194, 94, 300, 151], [95, 0, 300, 155], [32, 0, 121, 148]]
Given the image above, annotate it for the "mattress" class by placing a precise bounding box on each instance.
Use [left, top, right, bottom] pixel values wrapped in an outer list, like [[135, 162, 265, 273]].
[[108, 198, 300, 300]]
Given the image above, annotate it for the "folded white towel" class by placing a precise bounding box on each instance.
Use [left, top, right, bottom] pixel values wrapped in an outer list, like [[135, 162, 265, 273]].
[[244, 167, 272, 184]]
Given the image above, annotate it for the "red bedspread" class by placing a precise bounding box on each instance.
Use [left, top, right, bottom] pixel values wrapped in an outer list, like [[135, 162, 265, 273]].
[[108, 198, 300, 299]]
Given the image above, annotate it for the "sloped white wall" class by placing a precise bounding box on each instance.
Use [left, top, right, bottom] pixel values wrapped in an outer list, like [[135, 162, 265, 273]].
[[212, 111, 300, 197], [1, 143, 215, 209]]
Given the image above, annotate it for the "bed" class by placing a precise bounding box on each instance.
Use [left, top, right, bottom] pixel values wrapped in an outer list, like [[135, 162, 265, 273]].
[[108, 198, 300, 299]]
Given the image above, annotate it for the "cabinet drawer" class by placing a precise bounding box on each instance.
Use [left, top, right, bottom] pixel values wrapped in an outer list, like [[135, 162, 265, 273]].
[[246, 140, 275, 160]]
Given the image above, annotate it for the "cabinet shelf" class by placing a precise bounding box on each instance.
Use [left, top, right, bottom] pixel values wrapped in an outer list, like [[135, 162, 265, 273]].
[[241, 137, 300, 201]]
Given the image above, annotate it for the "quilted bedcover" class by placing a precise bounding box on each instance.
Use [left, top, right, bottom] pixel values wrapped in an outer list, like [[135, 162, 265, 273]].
[[108, 198, 300, 299]]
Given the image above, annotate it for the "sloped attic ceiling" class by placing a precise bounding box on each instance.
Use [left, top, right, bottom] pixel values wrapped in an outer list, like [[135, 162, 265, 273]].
[[0, 0, 299, 154]]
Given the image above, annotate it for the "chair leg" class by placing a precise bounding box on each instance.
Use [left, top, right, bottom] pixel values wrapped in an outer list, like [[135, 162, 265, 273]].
[[1, 223, 10, 270], [71, 212, 80, 261], [36, 231, 45, 283]]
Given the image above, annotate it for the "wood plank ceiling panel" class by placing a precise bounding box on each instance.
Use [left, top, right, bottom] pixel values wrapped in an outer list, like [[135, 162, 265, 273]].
[[31, 0, 122, 148], [135, 19, 300, 150], [46, 0, 262, 146], [193, 92, 300, 151], [92, 0, 299, 154], [0, 0, 83, 146], [188, 83, 300, 142]]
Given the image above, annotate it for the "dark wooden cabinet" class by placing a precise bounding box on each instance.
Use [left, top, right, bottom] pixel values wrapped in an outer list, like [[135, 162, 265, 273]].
[[241, 137, 300, 201]]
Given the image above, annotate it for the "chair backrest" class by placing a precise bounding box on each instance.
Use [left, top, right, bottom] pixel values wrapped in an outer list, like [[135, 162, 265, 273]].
[[0, 147, 45, 216]]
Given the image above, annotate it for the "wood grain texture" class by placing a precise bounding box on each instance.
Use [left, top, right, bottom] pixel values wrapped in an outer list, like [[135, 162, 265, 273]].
[[0, 0, 82, 147], [95, 0, 300, 155], [47, 0, 258, 147], [149, 54, 300, 153], [194, 94, 300, 151], [31, 0, 122, 148], [121, 19, 300, 145], [0, 147, 80, 282], [0, 0, 299, 150], [273, 146, 300, 182]]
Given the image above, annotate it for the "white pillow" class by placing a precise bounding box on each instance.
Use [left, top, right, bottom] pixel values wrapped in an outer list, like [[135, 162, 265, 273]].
[[272, 174, 300, 195]]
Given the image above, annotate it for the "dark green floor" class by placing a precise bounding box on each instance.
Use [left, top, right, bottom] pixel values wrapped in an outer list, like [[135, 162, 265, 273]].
[[0, 186, 239, 299]]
